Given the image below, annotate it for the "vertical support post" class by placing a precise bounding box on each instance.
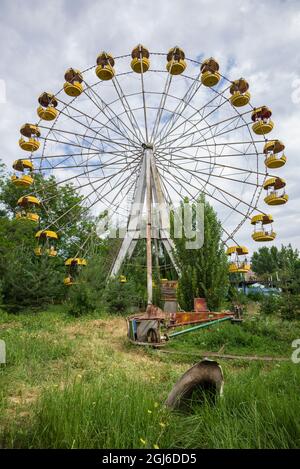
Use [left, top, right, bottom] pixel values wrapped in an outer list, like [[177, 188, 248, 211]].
[[145, 146, 153, 305]]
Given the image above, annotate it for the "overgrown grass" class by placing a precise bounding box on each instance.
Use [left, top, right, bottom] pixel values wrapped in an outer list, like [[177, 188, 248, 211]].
[[2, 362, 300, 449], [165, 316, 300, 358], [169, 362, 300, 449], [1, 308, 300, 449]]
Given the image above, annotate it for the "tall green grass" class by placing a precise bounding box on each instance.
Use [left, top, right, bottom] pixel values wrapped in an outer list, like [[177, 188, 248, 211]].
[[1, 309, 300, 449], [167, 317, 300, 357], [2, 362, 300, 449]]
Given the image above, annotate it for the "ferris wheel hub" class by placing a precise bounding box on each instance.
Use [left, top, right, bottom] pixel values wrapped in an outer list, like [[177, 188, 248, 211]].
[[142, 142, 154, 150]]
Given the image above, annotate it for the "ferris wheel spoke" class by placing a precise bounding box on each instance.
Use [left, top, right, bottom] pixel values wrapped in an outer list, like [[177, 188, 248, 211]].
[[82, 81, 142, 147], [138, 54, 150, 142], [158, 156, 260, 187], [38, 136, 139, 171], [156, 157, 262, 217], [64, 166, 139, 235], [46, 162, 151, 241], [33, 149, 140, 172], [175, 163, 257, 215], [190, 120, 253, 149], [221, 226, 240, 246], [45, 155, 135, 173], [157, 167, 251, 221], [39, 136, 107, 154], [149, 72, 173, 143], [32, 150, 101, 161], [36, 167, 120, 204], [102, 174, 137, 222], [155, 148, 268, 178], [52, 147, 129, 170], [74, 228, 97, 259], [157, 174, 173, 206], [155, 147, 263, 161], [158, 107, 252, 150], [156, 83, 232, 148], [111, 76, 145, 143], [61, 107, 137, 153], [188, 112, 250, 144], [159, 138, 265, 154], [94, 161, 139, 202], [39, 152, 141, 207], [42, 156, 141, 233], [75, 161, 140, 225], [39, 124, 137, 154], [56, 96, 140, 149], [154, 74, 202, 144], [38, 139, 137, 173]]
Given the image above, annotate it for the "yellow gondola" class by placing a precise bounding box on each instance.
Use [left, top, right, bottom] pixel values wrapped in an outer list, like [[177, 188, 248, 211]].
[[226, 245, 250, 273], [35, 230, 58, 256], [19, 124, 40, 152], [96, 52, 115, 80], [251, 106, 274, 135], [37, 92, 58, 121], [63, 68, 83, 97], [119, 275, 127, 283], [131, 45, 150, 73], [166, 47, 186, 75], [11, 159, 34, 187], [251, 214, 276, 242], [229, 78, 250, 107], [64, 258, 87, 285], [263, 177, 288, 206], [200, 58, 220, 87], [16, 195, 40, 222], [263, 140, 286, 168]]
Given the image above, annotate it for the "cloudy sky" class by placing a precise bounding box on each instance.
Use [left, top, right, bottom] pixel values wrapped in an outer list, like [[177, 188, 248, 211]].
[[0, 0, 299, 253]]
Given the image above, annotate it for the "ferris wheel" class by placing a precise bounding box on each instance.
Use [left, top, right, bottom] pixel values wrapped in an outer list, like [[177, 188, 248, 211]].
[[12, 45, 288, 302]]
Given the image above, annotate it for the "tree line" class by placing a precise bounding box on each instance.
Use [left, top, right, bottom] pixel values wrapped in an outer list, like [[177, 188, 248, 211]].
[[1, 159, 299, 317]]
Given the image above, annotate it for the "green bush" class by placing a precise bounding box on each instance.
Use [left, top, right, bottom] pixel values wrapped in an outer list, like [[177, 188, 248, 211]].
[[103, 278, 140, 314], [65, 255, 108, 316], [247, 290, 264, 302], [279, 293, 300, 320], [259, 294, 281, 316], [65, 282, 100, 317]]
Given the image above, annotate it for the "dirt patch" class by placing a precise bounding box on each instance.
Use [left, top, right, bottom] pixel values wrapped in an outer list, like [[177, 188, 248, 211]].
[[0, 322, 21, 331]]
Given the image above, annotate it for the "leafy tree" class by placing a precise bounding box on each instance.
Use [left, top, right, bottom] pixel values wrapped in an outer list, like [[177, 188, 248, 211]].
[[173, 196, 229, 310], [0, 169, 95, 257], [259, 294, 281, 316], [251, 246, 279, 278], [252, 245, 300, 292], [0, 218, 65, 311], [278, 293, 300, 320], [103, 278, 139, 314], [0, 160, 99, 312], [65, 238, 125, 316]]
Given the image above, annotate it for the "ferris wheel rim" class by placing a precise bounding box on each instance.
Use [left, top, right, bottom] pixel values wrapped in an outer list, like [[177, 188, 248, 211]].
[[25, 49, 277, 255]]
